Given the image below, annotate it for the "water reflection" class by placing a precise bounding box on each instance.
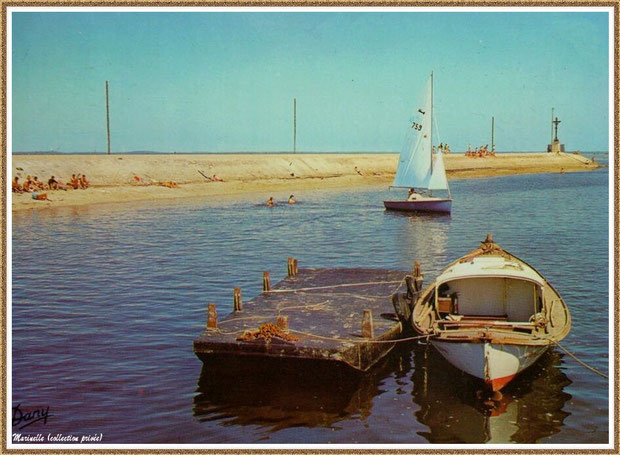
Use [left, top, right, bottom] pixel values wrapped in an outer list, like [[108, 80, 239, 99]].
[[193, 358, 374, 431], [193, 341, 572, 443], [411, 344, 572, 443], [383, 210, 451, 276]]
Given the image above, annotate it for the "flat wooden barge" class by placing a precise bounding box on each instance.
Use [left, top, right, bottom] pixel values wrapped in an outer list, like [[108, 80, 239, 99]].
[[193, 260, 409, 373]]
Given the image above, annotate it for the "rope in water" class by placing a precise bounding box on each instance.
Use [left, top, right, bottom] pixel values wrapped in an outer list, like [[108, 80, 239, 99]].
[[550, 340, 609, 379]]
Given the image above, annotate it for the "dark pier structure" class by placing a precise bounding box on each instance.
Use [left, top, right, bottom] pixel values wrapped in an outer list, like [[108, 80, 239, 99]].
[[193, 259, 416, 375]]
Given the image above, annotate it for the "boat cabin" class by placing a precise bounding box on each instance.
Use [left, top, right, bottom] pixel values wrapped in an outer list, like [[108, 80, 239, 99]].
[[428, 256, 545, 328]]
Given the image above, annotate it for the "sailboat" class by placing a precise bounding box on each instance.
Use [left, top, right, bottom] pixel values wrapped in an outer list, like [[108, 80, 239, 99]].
[[384, 72, 452, 213]]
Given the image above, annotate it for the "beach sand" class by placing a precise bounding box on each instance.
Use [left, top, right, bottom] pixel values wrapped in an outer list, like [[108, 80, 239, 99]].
[[10, 152, 601, 211]]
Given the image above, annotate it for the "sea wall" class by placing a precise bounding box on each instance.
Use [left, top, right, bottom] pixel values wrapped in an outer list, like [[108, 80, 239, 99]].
[[10, 152, 601, 212], [11, 152, 598, 187]]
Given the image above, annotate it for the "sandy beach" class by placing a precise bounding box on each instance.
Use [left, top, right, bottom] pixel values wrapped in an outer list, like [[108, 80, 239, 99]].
[[11, 152, 601, 211]]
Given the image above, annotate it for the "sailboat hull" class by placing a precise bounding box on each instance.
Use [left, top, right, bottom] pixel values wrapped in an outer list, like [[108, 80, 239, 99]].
[[383, 198, 452, 213]]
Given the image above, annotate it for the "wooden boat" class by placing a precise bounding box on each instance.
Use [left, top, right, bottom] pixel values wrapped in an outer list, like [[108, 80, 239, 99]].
[[392, 234, 570, 392], [384, 72, 452, 213]]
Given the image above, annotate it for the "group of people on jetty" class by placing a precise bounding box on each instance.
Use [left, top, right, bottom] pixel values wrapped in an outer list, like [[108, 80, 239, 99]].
[[465, 144, 496, 157], [12, 173, 90, 201], [266, 195, 297, 206], [433, 143, 451, 154]]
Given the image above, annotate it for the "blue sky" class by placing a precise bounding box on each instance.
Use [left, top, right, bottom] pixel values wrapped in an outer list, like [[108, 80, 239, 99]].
[[11, 10, 610, 153]]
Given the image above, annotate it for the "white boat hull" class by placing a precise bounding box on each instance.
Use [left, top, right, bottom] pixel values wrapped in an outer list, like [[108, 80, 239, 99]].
[[383, 198, 452, 213], [431, 340, 549, 391]]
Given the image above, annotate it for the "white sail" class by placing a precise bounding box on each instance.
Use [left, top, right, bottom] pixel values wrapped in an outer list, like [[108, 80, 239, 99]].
[[392, 73, 449, 193], [392, 76, 433, 188], [427, 150, 449, 190]]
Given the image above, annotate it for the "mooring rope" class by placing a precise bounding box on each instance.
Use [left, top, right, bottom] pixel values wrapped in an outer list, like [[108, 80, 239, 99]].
[[266, 279, 404, 294], [287, 330, 435, 345], [550, 340, 609, 379], [292, 291, 391, 302], [214, 327, 435, 344]]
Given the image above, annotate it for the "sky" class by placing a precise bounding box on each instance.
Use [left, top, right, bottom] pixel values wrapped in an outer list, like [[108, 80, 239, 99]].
[[10, 9, 610, 153]]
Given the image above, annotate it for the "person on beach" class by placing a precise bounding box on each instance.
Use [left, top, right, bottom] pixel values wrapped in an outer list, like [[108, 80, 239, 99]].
[[80, 174, 90, 189], [408, 188, 417, 201], [31, 191, 51, 201], [56, 178, 69, 190], [70, 174, 79, 189], [560, 168, 565, 174], [48, 176, 59, 190], [354, 166, 363, 176], [12, 177, 23, 193], [32, 176, 45, 190], [288, 195, 297, 205], [267, 197, 275, 207], [22, 176, 32, 193]]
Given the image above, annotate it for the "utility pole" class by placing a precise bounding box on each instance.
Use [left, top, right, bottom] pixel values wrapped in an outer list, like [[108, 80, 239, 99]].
[[293, 98, 297, 153], [491, 116, 495, 152], [106, 80, 111, 155]]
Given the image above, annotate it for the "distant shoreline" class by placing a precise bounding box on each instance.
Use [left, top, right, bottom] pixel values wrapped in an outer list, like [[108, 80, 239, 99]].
[[12, 150, 610, 156], [11, 152, 603, 212]]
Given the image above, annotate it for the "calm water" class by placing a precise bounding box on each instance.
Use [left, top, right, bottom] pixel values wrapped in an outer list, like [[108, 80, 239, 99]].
[[11, 165, 610, 445]]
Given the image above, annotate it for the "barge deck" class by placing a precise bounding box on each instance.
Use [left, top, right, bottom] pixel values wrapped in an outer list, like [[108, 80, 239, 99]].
[[193, 262, 410, 373]]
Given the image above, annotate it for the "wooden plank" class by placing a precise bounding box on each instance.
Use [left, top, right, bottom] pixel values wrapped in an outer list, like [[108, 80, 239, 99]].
[[193, 267, 408, 372]]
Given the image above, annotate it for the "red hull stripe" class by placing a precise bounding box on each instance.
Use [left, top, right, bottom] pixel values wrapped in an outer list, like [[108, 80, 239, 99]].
[[486, 374, 516, 391]]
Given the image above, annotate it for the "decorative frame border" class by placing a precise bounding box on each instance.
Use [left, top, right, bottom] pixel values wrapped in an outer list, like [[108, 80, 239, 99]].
[[0, 2, 617, 453]]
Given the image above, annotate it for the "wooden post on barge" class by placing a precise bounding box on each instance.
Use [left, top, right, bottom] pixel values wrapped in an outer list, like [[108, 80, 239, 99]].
[[362, 310, 374, 339], [287, 257, 298, 277], [263, 271, 271, 291], [206, 303, 218, 330], [413, 261, 423, 291], [233, 287, 242, 312], [277, 315, 289, 331]]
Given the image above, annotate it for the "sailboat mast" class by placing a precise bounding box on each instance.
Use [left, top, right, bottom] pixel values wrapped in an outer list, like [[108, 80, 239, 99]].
[[430, 71, 434, 174]]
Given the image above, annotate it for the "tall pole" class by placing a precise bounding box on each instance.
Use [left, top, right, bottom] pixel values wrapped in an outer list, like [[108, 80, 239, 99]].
[[491, 116, 495, 152], [293, 98, 297, 153], [105, 80, 111, 155], [551, 107, 554, 144]]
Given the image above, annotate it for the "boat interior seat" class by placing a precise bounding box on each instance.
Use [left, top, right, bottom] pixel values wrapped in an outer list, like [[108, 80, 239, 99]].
[[461, 314, 508, 321], [442, 314, 510, 323]]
